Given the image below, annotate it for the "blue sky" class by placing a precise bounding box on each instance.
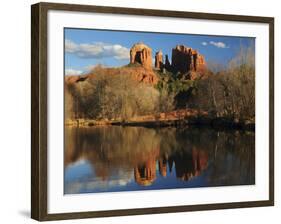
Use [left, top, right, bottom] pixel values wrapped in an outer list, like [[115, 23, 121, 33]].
[[64, 28, 254, 75]]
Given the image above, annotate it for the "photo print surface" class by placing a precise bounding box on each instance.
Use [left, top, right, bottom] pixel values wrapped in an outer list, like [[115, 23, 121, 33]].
[[64, 28, 255, 194]]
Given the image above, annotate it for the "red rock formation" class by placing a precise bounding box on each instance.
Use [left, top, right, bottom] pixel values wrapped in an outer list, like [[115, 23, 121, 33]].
[[164, 54, 172, 71], [130, 43, 153, 69], [65, 75, 78, 84], [196, 54, 206, 71], [155, 50, 163, 69], [171, 45, 206, 75], [135, 69, 158, 84]]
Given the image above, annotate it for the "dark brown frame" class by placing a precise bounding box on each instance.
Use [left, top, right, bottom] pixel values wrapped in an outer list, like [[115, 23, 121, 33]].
[[31, 2, 274, 221]]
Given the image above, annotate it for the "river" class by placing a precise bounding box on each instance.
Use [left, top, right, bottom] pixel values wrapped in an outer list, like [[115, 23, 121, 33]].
[[64, 126, 255, 194]]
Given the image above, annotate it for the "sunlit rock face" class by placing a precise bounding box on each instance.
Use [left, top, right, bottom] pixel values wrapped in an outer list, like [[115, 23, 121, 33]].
[[171, 45, 206, 76], [132, 66, 159, 84], [155, 50, 163, 70], [130, 43, 153, 69]]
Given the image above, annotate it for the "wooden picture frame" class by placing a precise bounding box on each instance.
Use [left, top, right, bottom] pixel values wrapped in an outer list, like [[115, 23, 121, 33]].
[[31, 2, 274, 221]]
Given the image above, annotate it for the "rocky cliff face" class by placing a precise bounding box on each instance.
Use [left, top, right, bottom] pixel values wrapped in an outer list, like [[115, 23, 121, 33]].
[[66, 43, 207, 89], [155, 50, 163, 70], [130, 43, 153, 69], [65, 65, 158, 87], [134, 67, 158, 84], [171, 45, 206, 75], [129, 43, 206, 80]]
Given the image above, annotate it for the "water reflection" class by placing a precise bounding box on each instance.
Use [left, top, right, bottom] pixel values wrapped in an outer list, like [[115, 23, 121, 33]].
[[64, 126, 255, 194]]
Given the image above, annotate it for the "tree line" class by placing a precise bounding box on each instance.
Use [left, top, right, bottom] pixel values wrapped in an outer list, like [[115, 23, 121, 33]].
[[193, 46, 255, 121], [65, 45, 255, 122]]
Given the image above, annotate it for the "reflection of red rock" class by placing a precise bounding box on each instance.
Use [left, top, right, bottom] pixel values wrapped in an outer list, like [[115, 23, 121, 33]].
[[158, 157, 167, 177], [170, 147, 208, 181], [65, 126, 209, 186], [134, 146, 160, 186], [134, 147, 209, 185], [134, 160, 156, 186], [192, 147, 208, 177]]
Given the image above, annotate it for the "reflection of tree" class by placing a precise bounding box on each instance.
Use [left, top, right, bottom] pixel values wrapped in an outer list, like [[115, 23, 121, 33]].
[[65, 126, 161, 181], [65, 66, 161, 121], [207, 131, 255, 186], [64, 126, 255, 187]]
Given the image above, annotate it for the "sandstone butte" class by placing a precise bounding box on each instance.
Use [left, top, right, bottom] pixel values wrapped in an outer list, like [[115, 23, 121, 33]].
[[130, 42, 153, 69], [65, 42, 207, 85], [155, 50, 163, 69], [171, 45, 206, 74]]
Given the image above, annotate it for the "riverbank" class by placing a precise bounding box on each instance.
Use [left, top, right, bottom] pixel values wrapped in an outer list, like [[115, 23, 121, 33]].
[[65, 109, 254, 131], [111, 117, 255, 131]]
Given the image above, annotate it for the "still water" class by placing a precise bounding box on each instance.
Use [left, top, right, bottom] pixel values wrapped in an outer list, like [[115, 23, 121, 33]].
[[64, 126, 255, 194]]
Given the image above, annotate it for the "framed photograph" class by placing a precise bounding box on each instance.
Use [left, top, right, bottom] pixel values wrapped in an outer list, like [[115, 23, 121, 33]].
[[31, 2, 274, 221]]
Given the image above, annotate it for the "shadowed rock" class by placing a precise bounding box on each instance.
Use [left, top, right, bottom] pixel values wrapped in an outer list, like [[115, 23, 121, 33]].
[[155, 50, 163, 70], [171, 45, 206, 77]]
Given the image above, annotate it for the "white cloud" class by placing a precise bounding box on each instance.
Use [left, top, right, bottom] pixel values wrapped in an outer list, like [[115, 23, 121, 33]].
[[64, 170, 134, 194], [209, 41, 229, 48], [201, 41, 208, 46], [65, 39, 130, 60], [65, 39, 78, 53], [65, 68, 83, 76]]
